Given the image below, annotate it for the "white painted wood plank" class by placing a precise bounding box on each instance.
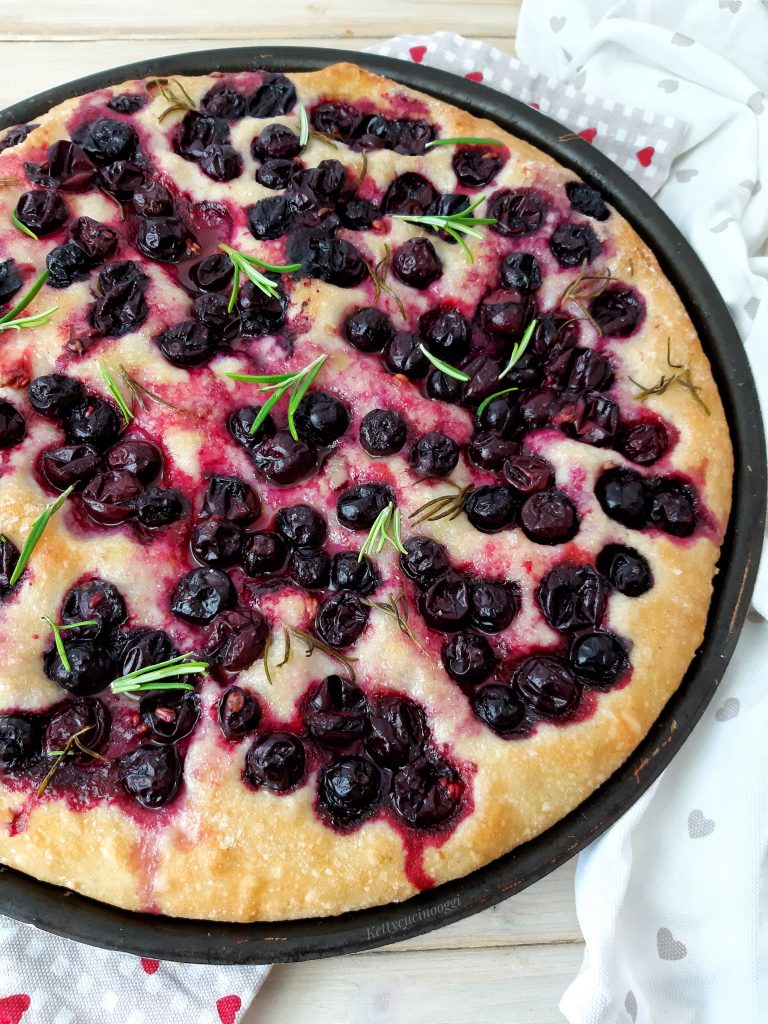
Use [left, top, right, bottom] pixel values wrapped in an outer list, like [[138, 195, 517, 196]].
[[244, 942, 581, 1024]]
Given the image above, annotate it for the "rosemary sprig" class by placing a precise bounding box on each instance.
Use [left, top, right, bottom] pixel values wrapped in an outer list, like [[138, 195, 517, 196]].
[[8, 485, 74, 587], [219, 243, 301, 313], [0, 177, 20, 187], [226, 353, 327, 440], [410, 480, 474, 527], [557, 259, 614, 334], [357, 150, 368, 189], [41, 617, 99, 673], [119, 365, 179, 412], [263, 627, 292, 685], [476, 386, 519, 418], [98, 363, 133, 424], [425, 136, 504, 150], [288, 626, 358, 683], [628, 338, 710, 415], [418, 345, 470, 382], [111, 652, 206, 696], [0, 269, 49, 324], [363, 243, 406, 321], [362, 590, 431, 661], [498, 318, 537, 379], [147, 77, 196, 122], [358, 501, 407, 561], [0, 268, 58, 333], [392, 195, 496, 262], [11, 208, 37, 240], [37, 725, 94, 798], [298, 104, 310, 149]]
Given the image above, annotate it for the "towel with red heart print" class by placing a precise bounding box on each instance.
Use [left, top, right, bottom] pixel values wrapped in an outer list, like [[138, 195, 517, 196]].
[[0, 911, 268, 1024], [366, 32, 688, 194]]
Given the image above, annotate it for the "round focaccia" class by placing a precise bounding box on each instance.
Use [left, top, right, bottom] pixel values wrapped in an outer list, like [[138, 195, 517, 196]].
[[0, 63, 732, 922]]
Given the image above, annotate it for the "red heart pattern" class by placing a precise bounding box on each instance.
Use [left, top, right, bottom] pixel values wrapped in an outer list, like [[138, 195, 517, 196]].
[[217, 995, 242, 1024], [0, 995, 31, 1024], [409, 46, 427, 63], [140, 958, 160, 975], [637, 145, 655, 167], [579, 128, 597, 143], [465, 71, 483, 83]]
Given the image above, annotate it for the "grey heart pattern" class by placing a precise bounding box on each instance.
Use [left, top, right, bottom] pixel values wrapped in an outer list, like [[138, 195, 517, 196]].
[[563, 48, 573, 62], [550, 15, 566, 33], [718, 0, 742, 11], [657, 927, 688, 960], [688, 808, 715, 837], [716, 696, 740, 720], [625, 990, 638, 1022], [675, 168, 698, 182], [658, 79, 679, 93], [711, 217, 735, 233], [671, 32, 694, 46], [744, 297, 760, 321], [748, 91, 765, 114]]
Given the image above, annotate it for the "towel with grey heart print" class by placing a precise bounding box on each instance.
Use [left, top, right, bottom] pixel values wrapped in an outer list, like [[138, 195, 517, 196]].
[[367, 32, 687, 194]]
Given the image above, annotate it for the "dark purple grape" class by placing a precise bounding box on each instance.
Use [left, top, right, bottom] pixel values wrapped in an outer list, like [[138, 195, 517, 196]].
[[134, 487, 187, 528], [550, 222, 602, 266], [595, 468, 650, 529], [419, 573, 470, 632], [488, 188, 546, 237], [531, 313, 580, 361], [520, 490, 578, 545], [383, 172, 439, 215], [256, 157, 300, 190], [61, 578, 126, 635], [300, 236, 367, 288], [477, 391, 519, 438], [588, 285, 645, 337], [288, 547, 331, 590], [383, 330, 429, 379], [329, 551, 379, 595], [175, 111, 229, 160], [461, 355, 507, 409], [89, 264, 148, 337], [425, 194, 471, 243], [392, 238, 442, 289], [15, 190, 68, 236], [0, 259, 23, 306], [119, 628, 176, 675], [479, 287, 536, 339], [107, 93, 147, 114], [343, 306, 394, 353], [228, 405, 275, 449], [218, 686, 260, 740], [514, 655, 581, 717], [310, 100, 360, 139], [170, 567, 235, 624], [365, 697, 426, 767], [464, 485, 518, 533], [0, 124, 35, 152], [199, 143, 242, 182], [596, 544, 653, 597], [242, 531, 288, 577], [236, 279, 287, 337], [98, 159, 146, 199], [391, 756, 463, 829], [470, 579, 520, 633], [648, 479, 697, 537], [562, 392, 620, 447], [466, 431, 519, 471], [570, 630, 628, 686], [499, 252, 541, 291], [245, 731, 305, 792], [305, 675, 369, 748], [518, 386, 564, 432], [336, 483, 393, 530], [391, 118, 435, 155], [275, 504, 327, 547], [136, 217, 194, 263], [617, 421, 669, 465], [45, 697, 110, 757], [565, 181, 610, 220], [132, 181, 175, 218], [0, 536, 19, 592], [251, 431, 318, 485], [443, 630, 496, 687], [319, 756, 381, 825], [140, 691, 200, 744], [426, 368, 464, 404], [189, 253, 233, 293], [157, 320, 217, 367], [202, 475, 260, 525], [201, 85, 246, 120], [337, 196, 379, 230], [246, 196, 290, 240], [359, 408, 407, 457], [418, 306, 471, 361], [75, 118, 137, 165], [561, 348, 614, 392], [295, 392, 349, 446], [314, 591, 369, 647], [247, 74, 296, 117], [503, 454, 554, 497], [105, 440, 162, 483], [81, 470, 143, 524], [350, 113, 396, 151], [252, 123, 301, 160], [0, 714, 40, 768], [537, 563, 607, 633], [453, 147, 506, 188], [471, 684, 525, 736], [41, 444, 102, 491], [203, 609, 269, 671], [409, 431, 460, 478], [0, 401, 25, 449], [191, 518, 244, 568], [44, 639, 115, 696], [120, 744, 182, 808], [69, 216, 118, 265], [400, 537, 450, 589], [25, 140, 97, 191]]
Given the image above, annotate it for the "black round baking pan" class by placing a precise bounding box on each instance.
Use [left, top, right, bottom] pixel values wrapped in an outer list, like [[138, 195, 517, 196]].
[[0, 47, 764, 964]]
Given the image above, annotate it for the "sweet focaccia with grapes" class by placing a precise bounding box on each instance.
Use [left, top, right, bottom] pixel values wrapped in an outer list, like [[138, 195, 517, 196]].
[[0, 62, 732, 921]]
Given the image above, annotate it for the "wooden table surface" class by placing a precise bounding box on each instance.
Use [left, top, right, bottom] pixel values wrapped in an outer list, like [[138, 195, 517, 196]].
[[0, 5, 585, 1021]]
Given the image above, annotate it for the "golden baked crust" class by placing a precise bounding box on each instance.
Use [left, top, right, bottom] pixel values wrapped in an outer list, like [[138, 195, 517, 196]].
[[0, 63, 733, 921]]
